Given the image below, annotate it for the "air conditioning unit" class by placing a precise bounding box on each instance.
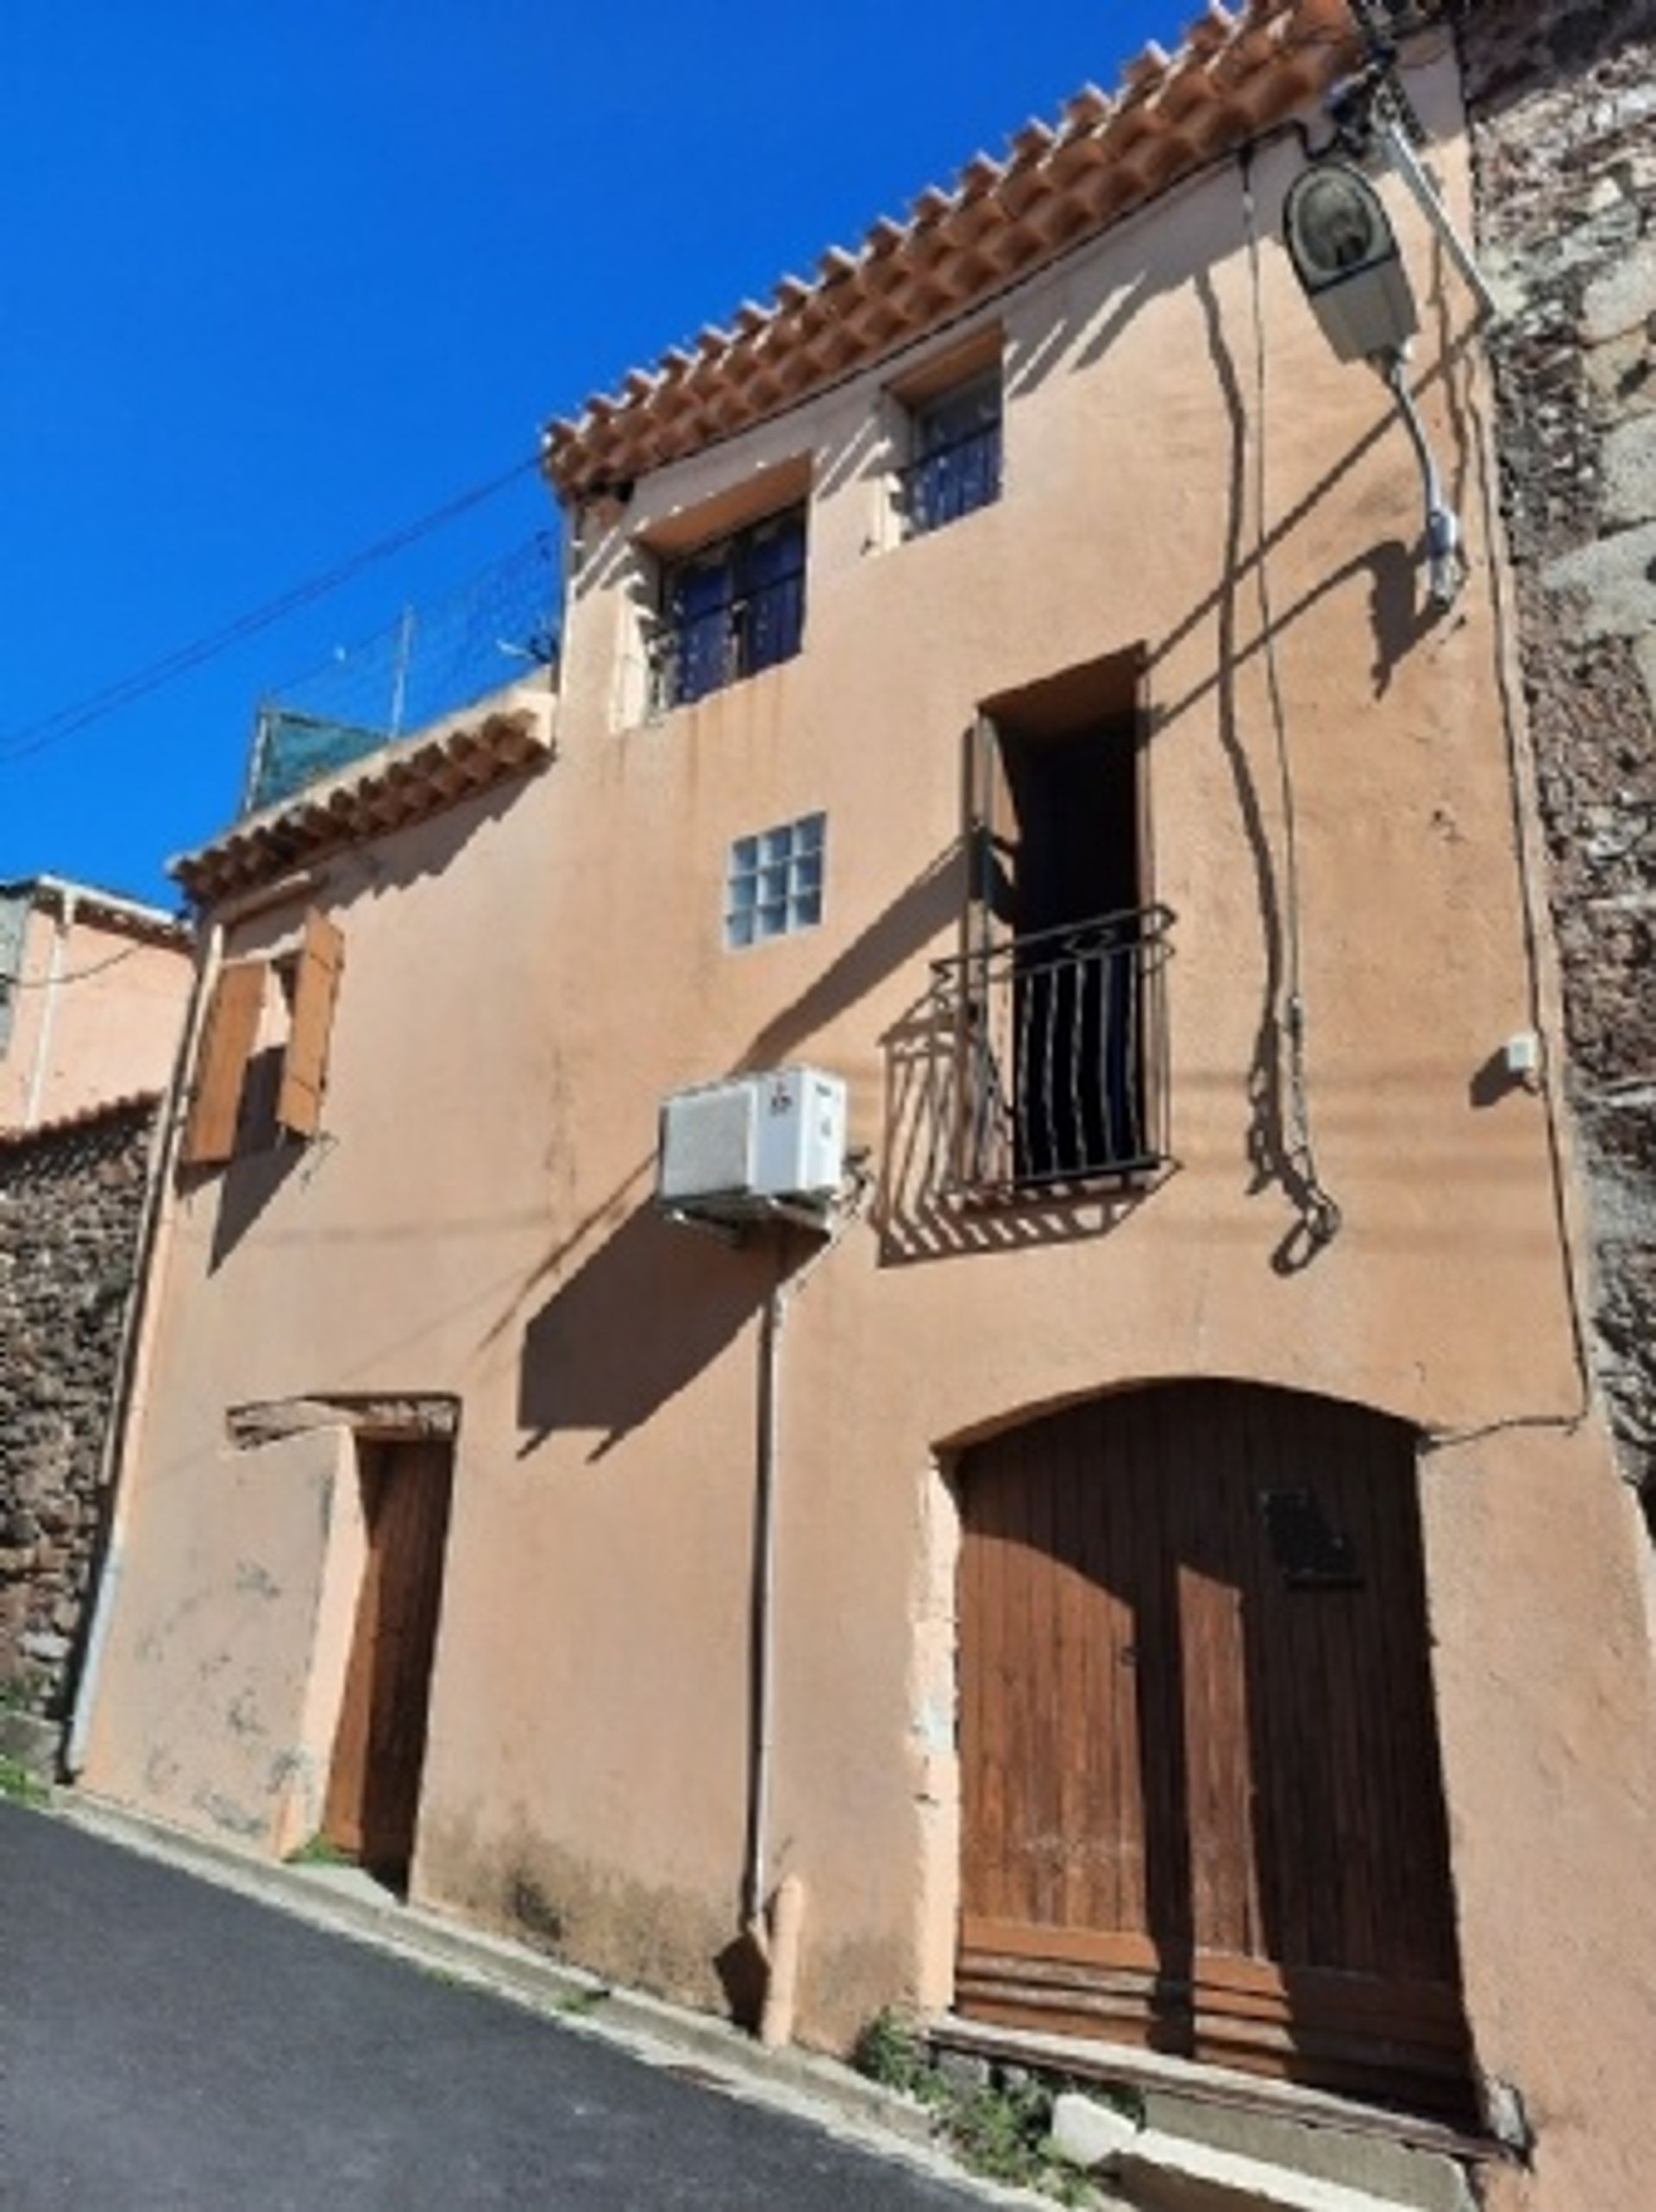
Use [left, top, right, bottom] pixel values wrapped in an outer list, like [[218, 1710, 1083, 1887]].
[[658, 1067, 848, 1225]]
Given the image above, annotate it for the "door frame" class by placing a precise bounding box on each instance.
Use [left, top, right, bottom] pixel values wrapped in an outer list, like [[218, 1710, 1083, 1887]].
[[943, 1379, 1474, 2121]]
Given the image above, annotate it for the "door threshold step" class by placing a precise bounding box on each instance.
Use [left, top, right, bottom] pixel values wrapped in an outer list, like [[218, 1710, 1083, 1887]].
[[929, 2017, 1497, 2212], [1108, 2125, 1476, 2212]]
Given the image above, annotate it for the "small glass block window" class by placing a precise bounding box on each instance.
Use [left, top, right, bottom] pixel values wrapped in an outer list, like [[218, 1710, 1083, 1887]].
[[724, 812, 825, 949]]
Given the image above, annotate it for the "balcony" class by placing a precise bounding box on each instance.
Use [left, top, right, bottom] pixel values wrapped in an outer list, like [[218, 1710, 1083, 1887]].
[[928, 905, 1173, 1194]]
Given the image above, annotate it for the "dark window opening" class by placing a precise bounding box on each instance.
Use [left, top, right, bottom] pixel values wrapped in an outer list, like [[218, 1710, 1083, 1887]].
[[656, 506, 806, 708], [935, 652, 1171, 1193], [900, 371, 1002, 537], [1000, 725, 1147, 1183]]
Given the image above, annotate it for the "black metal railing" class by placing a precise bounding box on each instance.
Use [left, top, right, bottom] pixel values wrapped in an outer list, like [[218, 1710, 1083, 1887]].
[[929, 904, 1173, 1193], [651, 569, 806, 710], [898, 419, 1002, 537]]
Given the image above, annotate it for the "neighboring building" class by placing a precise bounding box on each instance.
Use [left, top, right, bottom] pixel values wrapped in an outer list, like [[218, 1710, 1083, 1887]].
[[0, 876, 191, 1133], [1460, 0, 1656, 1516], [0, 877, 191, 1771], [76, 6, 1656, 2209]]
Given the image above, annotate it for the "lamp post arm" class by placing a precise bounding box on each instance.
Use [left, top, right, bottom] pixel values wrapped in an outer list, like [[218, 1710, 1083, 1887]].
[[1380, 123, 1502, 323], [1380, 349, 1464, 611]]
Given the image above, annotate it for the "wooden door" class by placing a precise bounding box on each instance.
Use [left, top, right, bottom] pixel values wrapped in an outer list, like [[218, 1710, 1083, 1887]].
[[956, 1381, 1472, 2120], [323, 1438, 454, 1882]]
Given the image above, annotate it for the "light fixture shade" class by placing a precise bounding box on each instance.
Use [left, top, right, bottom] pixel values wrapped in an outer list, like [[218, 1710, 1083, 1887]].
[[1283, 161, 1419, 363]]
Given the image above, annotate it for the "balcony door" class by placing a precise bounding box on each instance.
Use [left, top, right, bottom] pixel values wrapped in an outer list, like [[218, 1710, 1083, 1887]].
[[967, 650, 1151, 1184]]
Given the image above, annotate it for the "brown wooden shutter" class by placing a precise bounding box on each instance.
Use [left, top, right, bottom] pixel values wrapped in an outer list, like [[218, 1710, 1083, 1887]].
[[277, 910, 344, 1139], [181, 961, 267, 1167], [965, 710, 1013, 959]]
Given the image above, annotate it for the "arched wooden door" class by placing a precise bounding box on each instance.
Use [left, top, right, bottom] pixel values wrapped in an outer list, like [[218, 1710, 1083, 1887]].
[[956, 1381, 1472, 2119]]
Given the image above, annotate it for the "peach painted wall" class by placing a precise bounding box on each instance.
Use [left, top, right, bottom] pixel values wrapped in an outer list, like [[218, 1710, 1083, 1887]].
[[0, 898, 191, 1128], [82, 53, 1656, 2208]]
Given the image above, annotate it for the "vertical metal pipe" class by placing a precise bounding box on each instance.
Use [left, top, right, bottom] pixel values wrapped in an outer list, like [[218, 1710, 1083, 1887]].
[[744, 1254, 787, 1931], [24, 888, 74, 1128]]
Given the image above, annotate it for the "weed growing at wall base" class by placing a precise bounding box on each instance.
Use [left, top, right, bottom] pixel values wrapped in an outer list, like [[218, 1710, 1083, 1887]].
[[282, 1832, 359, 1869], [0, 1755, 50, 1808], [853, 2010, 1106, 2206]]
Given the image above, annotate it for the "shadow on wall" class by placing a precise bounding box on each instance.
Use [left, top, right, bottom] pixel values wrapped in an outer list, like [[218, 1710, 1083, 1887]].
[[874, 980, 1172, 1265], [509, 843, 968, 1457], [565, 234, 1179, 597], [320, 770, 543, 914], [1179, 267, 1338, 1277], [734, 841, 963, 1075], [202, 773, 544, 1273], [517, 1203, 775, 1462]]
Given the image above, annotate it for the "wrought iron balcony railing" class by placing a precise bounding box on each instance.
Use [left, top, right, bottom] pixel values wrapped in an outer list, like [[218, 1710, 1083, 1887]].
[[649, 569, 806, 710], [928, 904, 1173, 1194], [897, 418, 1002, 537]]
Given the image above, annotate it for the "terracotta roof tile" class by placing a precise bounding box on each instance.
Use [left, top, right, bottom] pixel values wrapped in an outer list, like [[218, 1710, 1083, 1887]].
[[172, 698, 555, 910], [542, 0, 1358, 500], [0, 1090, 162, 1149]]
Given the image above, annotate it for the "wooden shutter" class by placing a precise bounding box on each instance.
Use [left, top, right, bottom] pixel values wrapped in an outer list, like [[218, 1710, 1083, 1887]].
[[965, 711, 1013, 958], [181, 960, 266, 1167], [277, 909, 344, 1139]]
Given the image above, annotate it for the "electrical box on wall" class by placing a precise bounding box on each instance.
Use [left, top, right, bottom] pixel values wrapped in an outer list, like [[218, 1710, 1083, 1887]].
[[658, 1067, 848, 1225]]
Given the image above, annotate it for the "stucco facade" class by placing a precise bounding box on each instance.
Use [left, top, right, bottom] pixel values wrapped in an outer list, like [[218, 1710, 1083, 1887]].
[[0, 877, 191, 1132], [79, 15, 1655, 2209]]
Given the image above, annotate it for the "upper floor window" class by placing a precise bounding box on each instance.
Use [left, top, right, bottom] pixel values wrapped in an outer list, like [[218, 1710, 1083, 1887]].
[[900, 368, 1002, 538], [656, 505, 806, 709]]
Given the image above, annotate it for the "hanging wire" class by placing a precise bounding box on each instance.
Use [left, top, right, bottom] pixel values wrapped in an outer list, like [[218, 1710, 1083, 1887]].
[[0, 454, 540, 771], [1240, 148, 1342, 1264], [0, 942, 146, 991]]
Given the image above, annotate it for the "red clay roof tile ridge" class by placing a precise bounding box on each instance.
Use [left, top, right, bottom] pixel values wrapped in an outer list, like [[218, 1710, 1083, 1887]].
[[540, 0, 1359, 499]]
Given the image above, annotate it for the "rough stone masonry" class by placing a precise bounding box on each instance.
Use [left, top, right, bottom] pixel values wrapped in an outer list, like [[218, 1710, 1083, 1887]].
[[1461, 0, 1656, 1506], [0, 1098, 156, 1769]]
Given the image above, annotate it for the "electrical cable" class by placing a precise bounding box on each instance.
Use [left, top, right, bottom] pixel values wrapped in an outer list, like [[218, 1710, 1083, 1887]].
[[0, 453, 539, 770], [1419, 323, 1595, 1453], [0, 942, 144, 990], [1240, 149, 1343, 1259]]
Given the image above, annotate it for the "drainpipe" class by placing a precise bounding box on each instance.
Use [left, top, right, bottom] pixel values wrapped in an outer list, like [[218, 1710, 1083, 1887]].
[[740, 1165, 870, 2042], [744, 1256, 788, 1937], [64, 918, 219, 1777], [23, 886, 75, 1128]]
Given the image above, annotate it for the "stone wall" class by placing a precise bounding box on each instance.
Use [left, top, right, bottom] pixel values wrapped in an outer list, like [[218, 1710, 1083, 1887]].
[[1461, 0, 1656, 1505], [0, 1099, 157, 1769]]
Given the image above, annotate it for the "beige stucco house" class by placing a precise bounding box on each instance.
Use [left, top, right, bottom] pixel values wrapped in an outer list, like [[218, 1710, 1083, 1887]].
[[75, 4, 1656, 2207], [0, 874, 190, 1132]]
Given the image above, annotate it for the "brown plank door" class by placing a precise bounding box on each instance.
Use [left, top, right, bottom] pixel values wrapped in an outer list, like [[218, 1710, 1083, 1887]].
[[323, 1438, 455, 1886], [956, 1380, 1474, 2121]]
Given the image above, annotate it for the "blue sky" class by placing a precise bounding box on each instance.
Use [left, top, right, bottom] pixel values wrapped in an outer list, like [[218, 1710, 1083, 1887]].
[[2, 3, 1187, 907]]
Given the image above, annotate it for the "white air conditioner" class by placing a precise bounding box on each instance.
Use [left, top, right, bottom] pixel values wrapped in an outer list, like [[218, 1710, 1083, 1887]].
[[658, 1067, 848, 1223]]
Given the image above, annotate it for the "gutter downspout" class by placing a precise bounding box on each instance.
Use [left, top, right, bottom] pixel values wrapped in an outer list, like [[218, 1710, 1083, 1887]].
[[64, 917, 217, 1778], [23, 887, 75, 1128], [742, 1165, 870, 2045], [744, 1253, 788, 1937]]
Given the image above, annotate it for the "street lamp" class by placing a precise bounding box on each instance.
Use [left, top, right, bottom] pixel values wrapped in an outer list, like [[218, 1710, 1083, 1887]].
[[1283, 160, 1463, 610]]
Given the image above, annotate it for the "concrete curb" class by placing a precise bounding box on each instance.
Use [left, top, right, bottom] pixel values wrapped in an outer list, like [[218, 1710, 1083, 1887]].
[[37, 1788, 1063, 2208]]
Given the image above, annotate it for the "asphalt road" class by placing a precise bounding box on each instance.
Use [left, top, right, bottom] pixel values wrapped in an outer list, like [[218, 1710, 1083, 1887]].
[[0, 1800, 983, 2212]]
